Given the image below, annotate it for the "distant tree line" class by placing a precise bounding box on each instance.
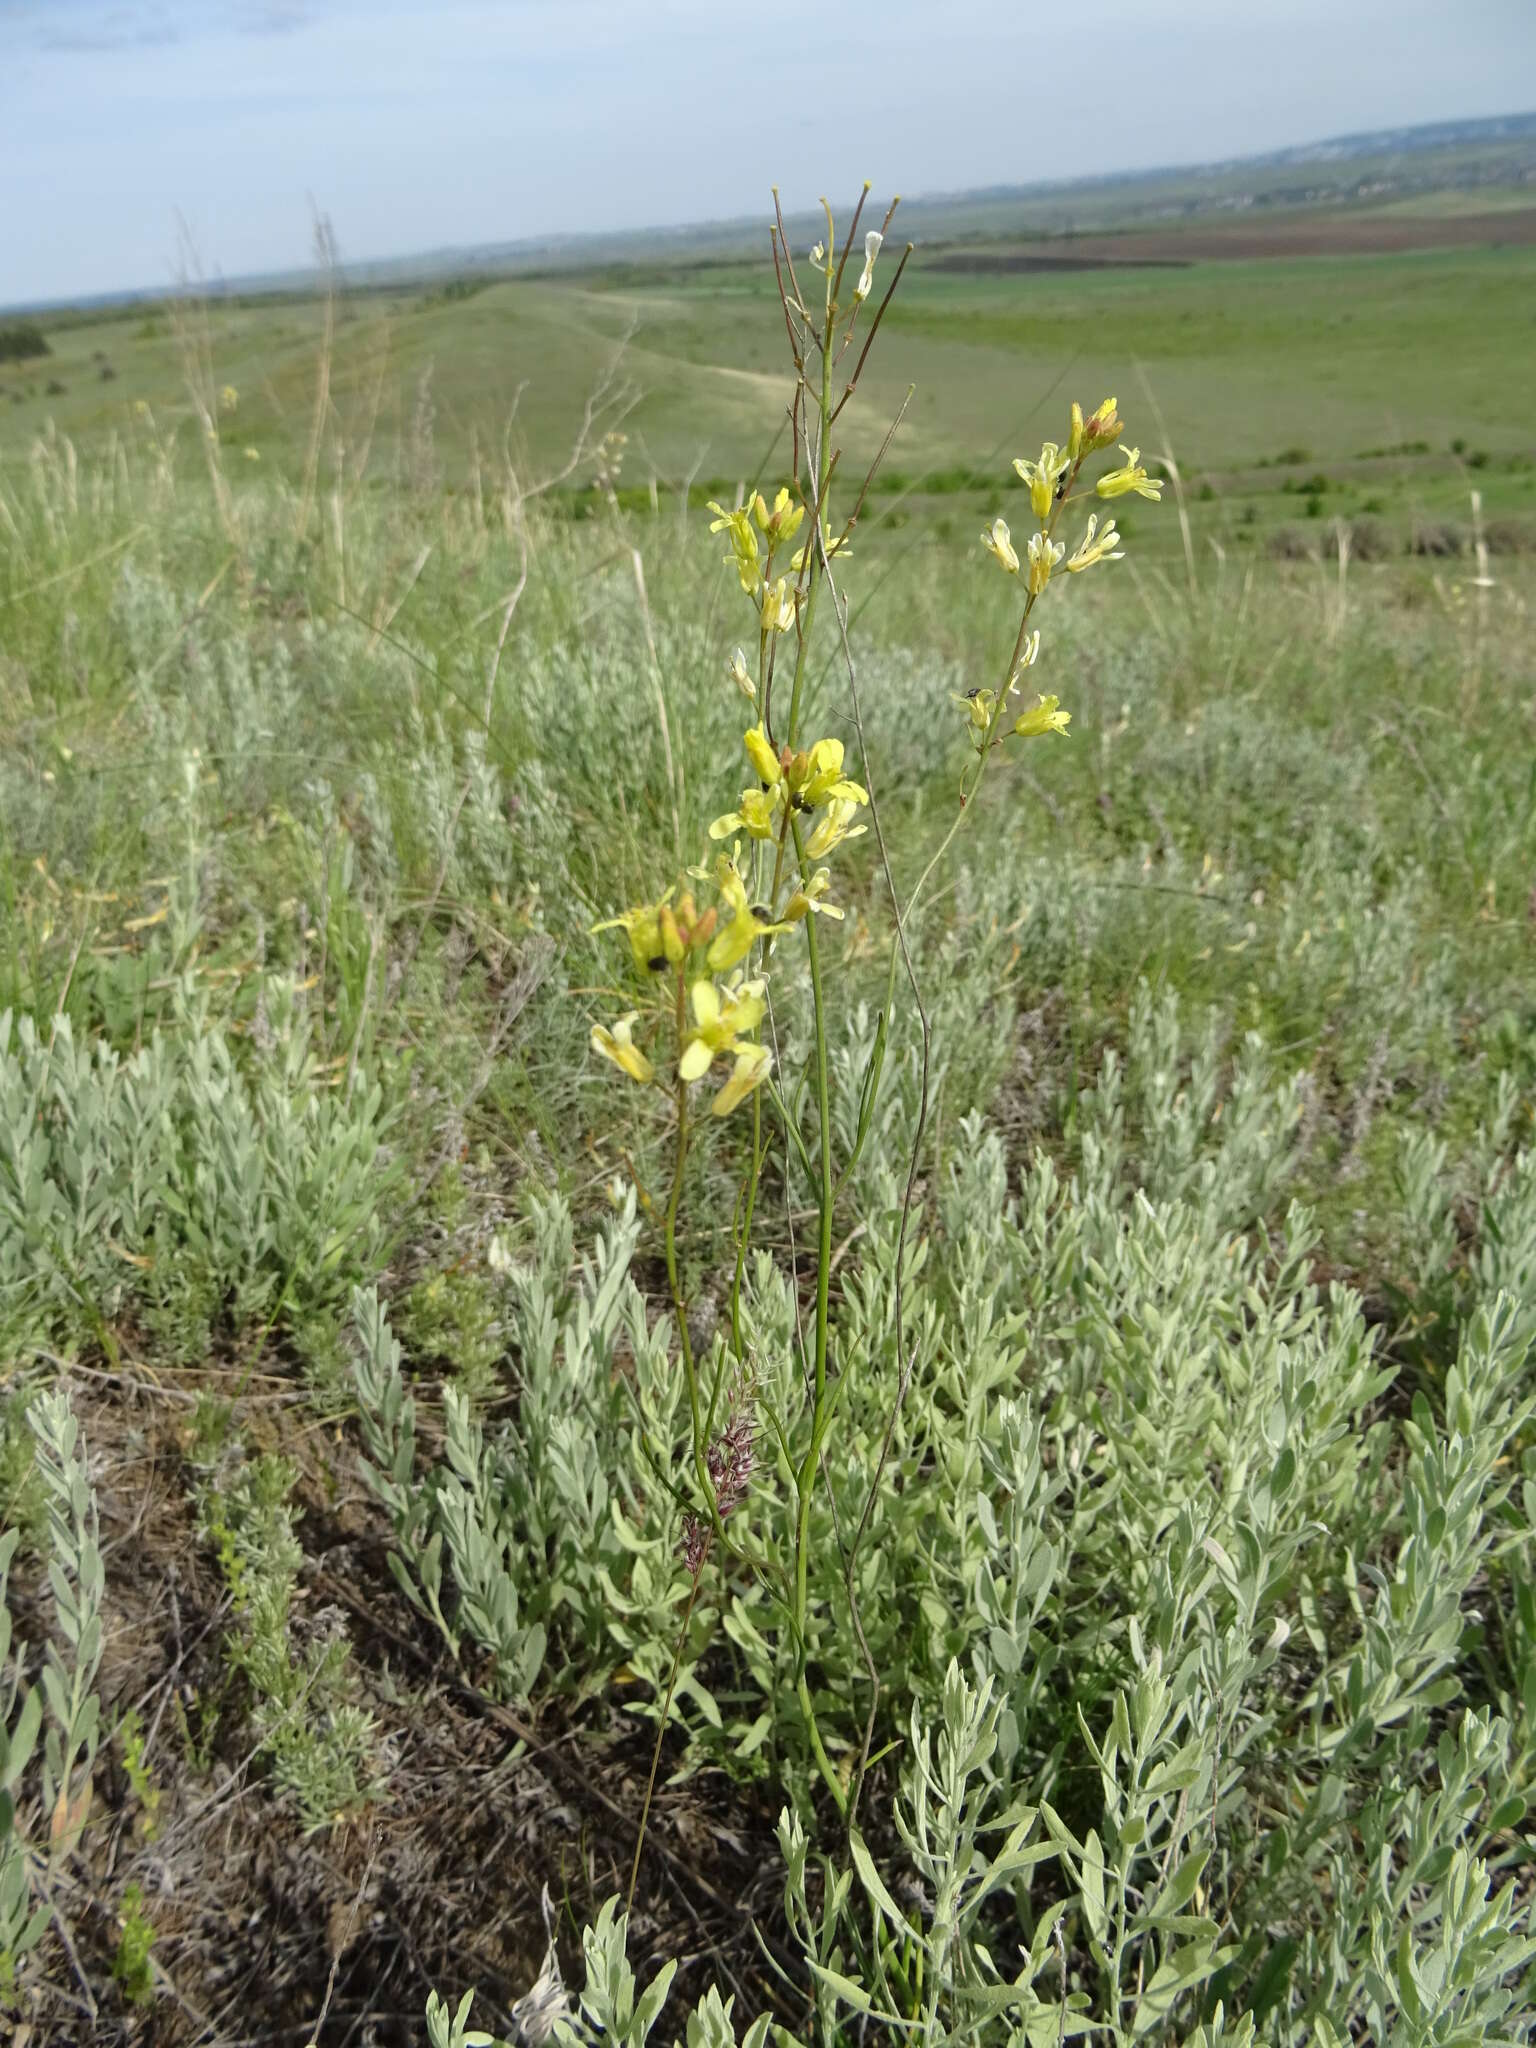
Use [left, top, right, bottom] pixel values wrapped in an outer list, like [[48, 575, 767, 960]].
[[0, 323, 50, 364], [0, 323, 49, 364]]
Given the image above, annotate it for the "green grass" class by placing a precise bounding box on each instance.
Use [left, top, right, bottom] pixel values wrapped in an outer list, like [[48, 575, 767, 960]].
[[5, 237, 1533, 569]]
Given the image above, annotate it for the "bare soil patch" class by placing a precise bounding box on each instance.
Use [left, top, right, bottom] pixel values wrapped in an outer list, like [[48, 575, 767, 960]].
[[9, 1365, 804, 2046]]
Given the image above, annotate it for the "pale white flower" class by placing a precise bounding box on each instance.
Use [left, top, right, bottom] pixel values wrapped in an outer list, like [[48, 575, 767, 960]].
[[726, 647, 756, 703], [1026, 529, 1065, 595], [760, 578, 796, 634], [1065, 512, 1124, 574], [980, 517, 1019, 575], [1007, 631, 1042, 690], [854, 229, 883, 302]]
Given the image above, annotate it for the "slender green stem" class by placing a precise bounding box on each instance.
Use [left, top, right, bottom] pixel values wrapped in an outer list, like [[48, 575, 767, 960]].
[[780, 289, 848, 1816], [728, 792, 797, 1361], [795, 822, 835, 1420], [666, 973, 746, 1564], [782, 316, 835, 751], [797, 1666, 844, 1814], [664, 968, 704, 1478], [728, 613, 779, 1363], [728, 1093, 759, 1361], [627, 1567, 702, 1916]]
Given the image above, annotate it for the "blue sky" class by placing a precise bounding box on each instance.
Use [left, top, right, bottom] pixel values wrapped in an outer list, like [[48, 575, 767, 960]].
[[3, 0, 1534, 304]]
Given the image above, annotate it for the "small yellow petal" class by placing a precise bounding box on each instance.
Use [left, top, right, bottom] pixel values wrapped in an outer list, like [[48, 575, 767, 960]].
[[711, 1046, 771, 1118], [591, 1017, 653, 1084], [743, 723, 781, 787], [679, 1037, 713, 1082]]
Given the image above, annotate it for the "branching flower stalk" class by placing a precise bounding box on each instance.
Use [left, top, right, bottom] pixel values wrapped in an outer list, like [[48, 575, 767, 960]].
[[587, 181, 1161, 1837]]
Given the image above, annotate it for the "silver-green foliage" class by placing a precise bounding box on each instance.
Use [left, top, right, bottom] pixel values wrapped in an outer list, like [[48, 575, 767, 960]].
[[0, 1389, 105, 1990], [26, 1389, 103, 1846], [0, 1006, 392, 1359], [353, 1186, 690, 1708], [418, 987, 1536, 2042], [198, 1451, 376, 1831], [0, 1530, 47, 1983]]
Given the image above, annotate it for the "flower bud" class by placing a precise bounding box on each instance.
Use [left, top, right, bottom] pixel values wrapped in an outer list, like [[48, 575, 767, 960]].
[[744, 723, 782, 787], [726, 648, 756, 703], [1082, 397, 1122, 452]]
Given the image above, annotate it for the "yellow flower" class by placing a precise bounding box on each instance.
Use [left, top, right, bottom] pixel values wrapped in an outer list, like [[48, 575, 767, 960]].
[[981, 517, 1019, 575], [790, 736, 868, 810], [1013, 442, 1070, 522], [951, 687, 996, 734], [1068, 401, 1086, 462], [243, 446, 261, 462], [219, 384, 238, 414], [707, 500, 761, 592], [1026, 530, 1065, 595], [658, 903, 686, 965], [592, 895, 670, 975], [593, 890, 715, 973], [789, 524, 849, 574], [726, 648, 756, 703], [783, 867, 844, 922], [1081, 397, 1122, 453], [743, 721, 783, 788], [675, 962, 774, 1114], [710, 784, 784, 842], [712, 1043, 772, 1117], [751, 486, 805, 544], [1013, 694, 1071, 740], [679, 975, 767, 1080], [1095, 446, 1163, 502], [707, 865, 791, 971], [591, 1012, 653, 1084], [760, 577, 796, 634], [854, 229, 883, 302], [1065, 512, 1124, 573], [805, 796, 868, 860]]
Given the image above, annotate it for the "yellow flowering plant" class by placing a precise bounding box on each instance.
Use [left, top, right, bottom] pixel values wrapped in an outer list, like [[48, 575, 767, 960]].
[[586, 181, 1160, 1855]]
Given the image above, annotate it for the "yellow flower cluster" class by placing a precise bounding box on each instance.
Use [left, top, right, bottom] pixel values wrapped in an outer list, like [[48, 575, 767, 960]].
[[711, 726, 868, 858], [589, 656, 872, 1114], [589, 875, 778, 1116], [703, 480, 853, 705], [967, 395, 1161, 752], [707, 485, 809, 611], [591, 389, 1153, 1118]]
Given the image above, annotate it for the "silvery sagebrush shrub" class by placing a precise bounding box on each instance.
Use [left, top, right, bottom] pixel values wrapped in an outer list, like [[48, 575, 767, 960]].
[[195, 1448, 377, 1830], [0, 1000, 393, 1362], [353, 1185, 694, 1707], [27, 1388, 104, 1857], [0, 1390, 104, 1991], [0, 1531, 48, 1984]]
